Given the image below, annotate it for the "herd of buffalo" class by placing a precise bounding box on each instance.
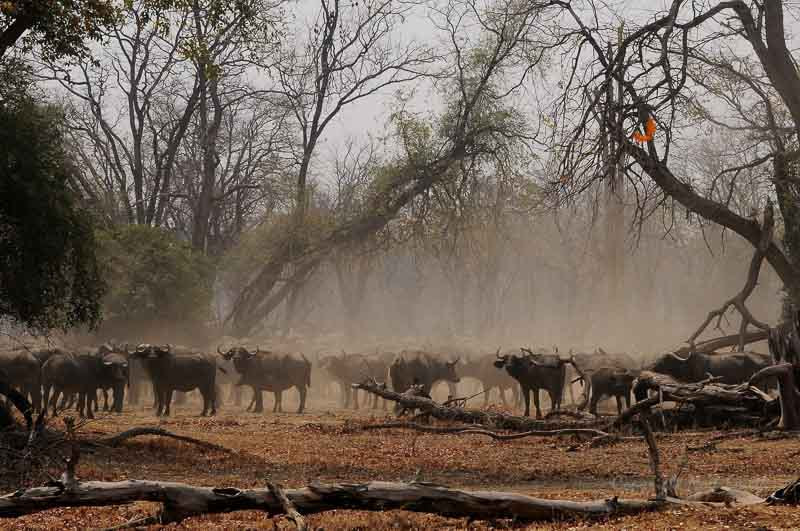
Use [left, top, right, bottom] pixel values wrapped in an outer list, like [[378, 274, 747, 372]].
[[0, 341, 775, 420]]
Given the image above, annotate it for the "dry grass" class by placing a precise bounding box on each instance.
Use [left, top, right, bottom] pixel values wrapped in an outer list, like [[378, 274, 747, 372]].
[[2, 393, 799, 530]]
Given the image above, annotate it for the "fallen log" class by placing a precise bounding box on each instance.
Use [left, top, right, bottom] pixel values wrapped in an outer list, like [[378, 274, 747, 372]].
[[632, 371, 776, 424], [0, 477, 775, 524], [353, 380, 605, 432], [0, 478, 667, 522]]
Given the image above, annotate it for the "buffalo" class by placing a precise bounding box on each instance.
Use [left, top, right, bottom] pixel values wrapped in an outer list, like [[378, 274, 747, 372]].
[[389, 350, 460, 397], [42, 346, 129, 419], [493, 348, 570, 419], [131, 344, 218, 416], [587, 367, 636, 416], [0, 347, 42, 413], [647, 350, 771, 385], [92, 344, 129, 413], [458, 353, 520, 407], [220, 347, 311, 414], [568, 348, 638, 408], [319, 350, 394, 409]]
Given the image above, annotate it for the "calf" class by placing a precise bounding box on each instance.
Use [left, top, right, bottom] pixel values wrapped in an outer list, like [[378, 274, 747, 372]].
[[132, 344, 217, 416], [220, 347, 311, 414], [587, 367, 636, 416]]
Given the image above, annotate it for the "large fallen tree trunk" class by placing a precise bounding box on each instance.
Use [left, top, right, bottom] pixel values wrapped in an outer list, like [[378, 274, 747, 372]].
[[353, 381, 606, 432], [0, 478, 720, 523]]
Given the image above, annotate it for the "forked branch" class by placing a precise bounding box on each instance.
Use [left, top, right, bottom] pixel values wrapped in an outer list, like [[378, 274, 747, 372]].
[[688, 200, 774, 351]]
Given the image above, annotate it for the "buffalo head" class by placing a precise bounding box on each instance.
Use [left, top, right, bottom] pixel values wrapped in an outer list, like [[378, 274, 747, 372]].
[[133, 343, 171, 359], [218, 346, 260, 363], [648, 351, 689, 378]]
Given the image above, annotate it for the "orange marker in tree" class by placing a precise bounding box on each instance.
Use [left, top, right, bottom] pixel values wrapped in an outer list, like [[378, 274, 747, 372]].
[[632, 116, 656, 143]]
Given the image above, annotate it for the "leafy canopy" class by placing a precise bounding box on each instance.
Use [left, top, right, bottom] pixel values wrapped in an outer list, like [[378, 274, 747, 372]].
[[97, 225, 213, 330]]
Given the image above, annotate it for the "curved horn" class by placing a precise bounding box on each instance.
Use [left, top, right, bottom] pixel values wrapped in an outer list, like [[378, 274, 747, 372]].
[[495, 348, 502, 358], [520, 347, 534, 356], [217, 345, 224, 356], [165, 344, 172, 353], [667, 351, 688, 361]]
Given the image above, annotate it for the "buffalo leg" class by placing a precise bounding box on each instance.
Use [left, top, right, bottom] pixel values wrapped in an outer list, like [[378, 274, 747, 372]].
[[499, 387, 509, 407], [26, 384, 42, 414], [297, 385, 307, 414], [273, 391, 282, 413], [232, 384, 242, 407], [522, 386, 531, 417], [209, 385, 217, 416], [245, 388, 257, 412], [352, 388, 359, 410], [47, 387, 59, 417], [532, 388, 542, 419], [342, 383, 351, 408], [163, 389, 174, 416], [589, 392, 603, 416], [253, 389, 264, 413]]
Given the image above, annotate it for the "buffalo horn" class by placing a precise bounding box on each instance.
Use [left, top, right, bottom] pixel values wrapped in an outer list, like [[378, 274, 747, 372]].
[[666, 351, 687, 361], [217, 345, 224, 356]]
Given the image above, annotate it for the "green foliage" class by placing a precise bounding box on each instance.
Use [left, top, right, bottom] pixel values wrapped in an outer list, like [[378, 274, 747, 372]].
[[0, 68, 104, 330], [96, 225, 213, 330], [0, 1, 119, 61]]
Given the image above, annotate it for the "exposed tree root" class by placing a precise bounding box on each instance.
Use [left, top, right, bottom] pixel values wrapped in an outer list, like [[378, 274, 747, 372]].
[[91, 427, 234, 454]]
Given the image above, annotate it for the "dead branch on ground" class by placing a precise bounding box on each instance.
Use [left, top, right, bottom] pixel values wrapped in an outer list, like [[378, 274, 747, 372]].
[[353, 380, 606, 432], [267, 481, 307, 531], [356, 421, 631, 442]]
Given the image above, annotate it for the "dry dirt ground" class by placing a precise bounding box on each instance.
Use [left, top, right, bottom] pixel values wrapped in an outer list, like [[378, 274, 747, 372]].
[[3, 387, 800, 530]]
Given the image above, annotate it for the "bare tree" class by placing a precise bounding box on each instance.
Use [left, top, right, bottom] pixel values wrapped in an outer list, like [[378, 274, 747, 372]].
[[543, 0, 800, 425], [225, 0, 548, 335]]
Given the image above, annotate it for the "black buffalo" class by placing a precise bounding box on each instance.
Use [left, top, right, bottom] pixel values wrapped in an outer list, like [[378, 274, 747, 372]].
[[587, 367, 636, 416], [647, 350, 771, 385], [569, 348, 638, 408], [131, 344, 218, 416], [389, 350, 460, 397], [220, 347, 311, 414], [42, 346, 129, 418], [493, 348, 569, 419], [0, 348, 42, 413]]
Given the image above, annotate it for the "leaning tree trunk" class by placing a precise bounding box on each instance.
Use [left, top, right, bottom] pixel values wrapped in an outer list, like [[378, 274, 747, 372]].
[[764, 321, 800, 430]]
